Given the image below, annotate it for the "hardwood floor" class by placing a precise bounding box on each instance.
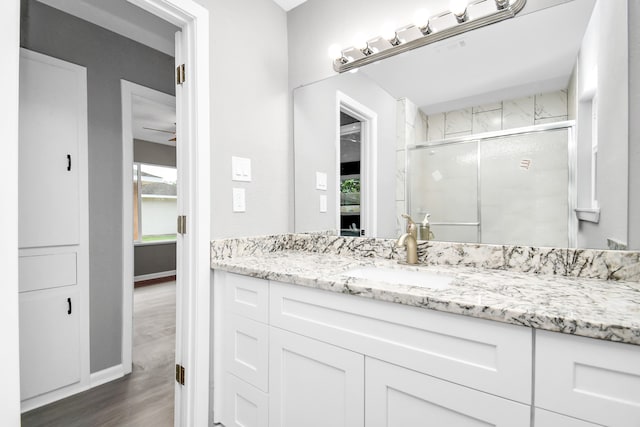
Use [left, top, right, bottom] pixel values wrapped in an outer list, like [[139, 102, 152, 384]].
[[22, 281, 176, 427]]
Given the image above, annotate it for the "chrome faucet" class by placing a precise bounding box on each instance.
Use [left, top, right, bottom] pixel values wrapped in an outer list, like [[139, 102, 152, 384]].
[[397, 233, 418, 264]]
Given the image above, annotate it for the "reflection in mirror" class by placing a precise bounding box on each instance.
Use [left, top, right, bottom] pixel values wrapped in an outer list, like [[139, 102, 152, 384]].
[[294, 0, 635, 250]]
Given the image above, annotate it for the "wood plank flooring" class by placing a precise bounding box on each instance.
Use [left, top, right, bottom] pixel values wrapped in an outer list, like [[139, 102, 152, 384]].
[[22, 281, 176, 427]]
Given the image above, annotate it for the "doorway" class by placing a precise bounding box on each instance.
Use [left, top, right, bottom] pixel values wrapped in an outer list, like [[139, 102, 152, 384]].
[[339, 112, 362, 236], [16, 0, 211, 425], [336, 92, 379, 237]]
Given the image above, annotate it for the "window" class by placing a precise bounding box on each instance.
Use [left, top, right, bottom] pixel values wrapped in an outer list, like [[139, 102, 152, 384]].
[[133, 163, 177, 243]]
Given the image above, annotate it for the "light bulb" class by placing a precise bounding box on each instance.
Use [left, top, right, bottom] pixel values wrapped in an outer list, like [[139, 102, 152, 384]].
[[352, 33, 373, 55], [328, 43, 343, 60], [381, 22, 397, 41], [412, 9, 430, 29], [450, 0, 469, 22], [352, 33, 368, 51], [412, 8, 432, 35]]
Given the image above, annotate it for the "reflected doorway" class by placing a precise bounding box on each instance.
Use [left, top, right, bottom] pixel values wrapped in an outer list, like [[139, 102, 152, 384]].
[[340, 112, 363, 236]]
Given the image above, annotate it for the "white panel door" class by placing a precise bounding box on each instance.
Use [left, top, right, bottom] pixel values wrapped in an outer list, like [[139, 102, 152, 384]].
[[365, 357, 531, 427], [19, 49, 87, 248], [269, 327, 364, 427], [19, 286, 81, 400]]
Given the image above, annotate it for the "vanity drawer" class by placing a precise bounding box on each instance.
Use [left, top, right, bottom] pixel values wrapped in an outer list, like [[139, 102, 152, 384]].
[[535, 330, 640, 426], [224, 273, 269, 323], [19, 252, 77, 293], [224, 314, 269, 392], [270, 281, 533, 404]]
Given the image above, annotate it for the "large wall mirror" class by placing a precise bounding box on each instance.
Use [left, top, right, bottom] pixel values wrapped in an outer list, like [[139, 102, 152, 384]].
[[293, 0, 636, 250]]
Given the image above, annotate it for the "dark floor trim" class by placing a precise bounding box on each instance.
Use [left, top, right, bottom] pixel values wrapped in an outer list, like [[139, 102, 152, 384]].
[[134, 275, 176, 288]]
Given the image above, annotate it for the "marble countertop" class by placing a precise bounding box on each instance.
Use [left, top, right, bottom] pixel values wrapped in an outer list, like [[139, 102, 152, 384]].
[[212, 250, 640, 345]]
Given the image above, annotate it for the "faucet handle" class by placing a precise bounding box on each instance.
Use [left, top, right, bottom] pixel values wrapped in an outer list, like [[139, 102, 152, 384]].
[[402, 214, 418, 240]]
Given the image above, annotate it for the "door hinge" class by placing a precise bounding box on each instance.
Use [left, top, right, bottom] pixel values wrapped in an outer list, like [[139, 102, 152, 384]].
[[175, 364, 185, 385], [177, 215, 187, 235], [176, 64, 185, 85]]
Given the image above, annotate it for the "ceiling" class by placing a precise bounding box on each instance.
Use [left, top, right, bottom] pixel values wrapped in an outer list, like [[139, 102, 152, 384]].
[[133, 95, 177, 146], [272, 0, 307, 11], [37, 0, 178, 56], [360, 0, 596, 114]]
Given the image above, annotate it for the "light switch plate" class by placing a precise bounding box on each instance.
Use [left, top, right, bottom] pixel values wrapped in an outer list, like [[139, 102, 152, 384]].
[[232, 188, 246, 212], [232, 156, 251, 182], [316, 172, 327, 191], [319, 195, 327, 213]]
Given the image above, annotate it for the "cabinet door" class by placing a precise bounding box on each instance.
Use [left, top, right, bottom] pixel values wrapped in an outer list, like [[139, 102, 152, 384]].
[[365, 357, 531, 427], [269, 327, 364, 427], [534, 408, 602, 427], [19, 286, 81, 400], [19, 49, 87, 248], [223, 373, 268, 427]]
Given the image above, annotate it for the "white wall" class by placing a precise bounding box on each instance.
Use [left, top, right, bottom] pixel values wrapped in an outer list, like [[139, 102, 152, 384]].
[[576, 0, 629, 248], [199, 0, 290, 239], [0, 0, 21, 423], [629, 0, 640, 249]]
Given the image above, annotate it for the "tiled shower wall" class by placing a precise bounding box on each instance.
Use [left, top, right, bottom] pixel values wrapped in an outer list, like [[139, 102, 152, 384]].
[[395, 89, 569, 237]]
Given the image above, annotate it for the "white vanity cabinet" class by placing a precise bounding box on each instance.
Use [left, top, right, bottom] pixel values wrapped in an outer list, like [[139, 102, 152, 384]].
[[535, 329, 640, 427], [217, 271, 533, 427]]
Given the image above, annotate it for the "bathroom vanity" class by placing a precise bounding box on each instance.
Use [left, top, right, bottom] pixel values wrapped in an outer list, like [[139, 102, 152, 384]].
[[211, 234, 640, 427]]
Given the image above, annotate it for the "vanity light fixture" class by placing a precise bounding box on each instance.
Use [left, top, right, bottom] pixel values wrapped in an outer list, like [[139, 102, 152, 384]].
[[328, 43, 349, 65], [330, 0, 526, 73]]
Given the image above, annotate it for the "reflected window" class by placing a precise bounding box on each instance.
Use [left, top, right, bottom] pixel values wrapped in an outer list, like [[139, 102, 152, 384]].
[[133, 163, 177, 243]]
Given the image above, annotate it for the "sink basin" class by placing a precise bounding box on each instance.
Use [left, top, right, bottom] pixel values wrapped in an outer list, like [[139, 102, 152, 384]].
[[341, 266, 453, 290]]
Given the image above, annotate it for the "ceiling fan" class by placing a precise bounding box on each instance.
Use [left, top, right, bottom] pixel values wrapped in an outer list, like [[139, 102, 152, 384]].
[[142, 125, 176, 142]]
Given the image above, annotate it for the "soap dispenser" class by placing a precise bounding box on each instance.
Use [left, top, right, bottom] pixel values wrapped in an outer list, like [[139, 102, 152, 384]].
[[419, 213, 434, 241], [401, 214, 418, 241]]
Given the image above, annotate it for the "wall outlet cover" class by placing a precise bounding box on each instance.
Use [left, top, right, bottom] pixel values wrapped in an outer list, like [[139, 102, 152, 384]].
[[232, 188, 246, 212]]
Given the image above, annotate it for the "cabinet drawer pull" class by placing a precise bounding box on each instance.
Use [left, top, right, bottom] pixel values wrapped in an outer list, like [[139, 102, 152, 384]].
[[67, 154, 71, 171], [67, 297, 72, 315]]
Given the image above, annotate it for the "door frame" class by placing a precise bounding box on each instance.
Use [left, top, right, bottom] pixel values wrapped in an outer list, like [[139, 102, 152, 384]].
[[125, 1, 211, 425], [120, 80, 176, 375], [336, 91, 378, 237]]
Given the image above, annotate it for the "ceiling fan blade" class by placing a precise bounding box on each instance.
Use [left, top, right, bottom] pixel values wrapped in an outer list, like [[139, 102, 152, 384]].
[[142, 126, 175, 134]]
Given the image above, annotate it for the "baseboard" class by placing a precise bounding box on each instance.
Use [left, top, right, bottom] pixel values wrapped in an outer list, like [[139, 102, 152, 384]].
[[134, 270, 176, 283], [90, 364, 126, 388]]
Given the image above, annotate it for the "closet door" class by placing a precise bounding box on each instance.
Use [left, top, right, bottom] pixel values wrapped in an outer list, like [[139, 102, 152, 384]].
[[19, 49, 87, 248], [19, 286, 81, 400]]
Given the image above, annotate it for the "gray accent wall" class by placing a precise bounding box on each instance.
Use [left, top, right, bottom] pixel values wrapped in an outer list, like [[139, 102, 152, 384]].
[[134, 243, 176, 277], [134, 139, 177, 278], [21, 0, 175, 373], [134, 139, 176, 167]]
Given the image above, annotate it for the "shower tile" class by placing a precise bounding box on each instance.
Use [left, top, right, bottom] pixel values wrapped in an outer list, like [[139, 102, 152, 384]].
[[445, 130, 472, 139], [396, 150, 406, 200], [414, 110, 428, 144], [535, 90, 568, 119], [405, 99, 418, 127], [396, 201, 406, 238], [445, 108, 472, 136], [473, 110, 502, 134], [535, 115, 568, 125], [473, 102, 502, 113], [427, 112, 445, 141], [503, 96, 535, 130]]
